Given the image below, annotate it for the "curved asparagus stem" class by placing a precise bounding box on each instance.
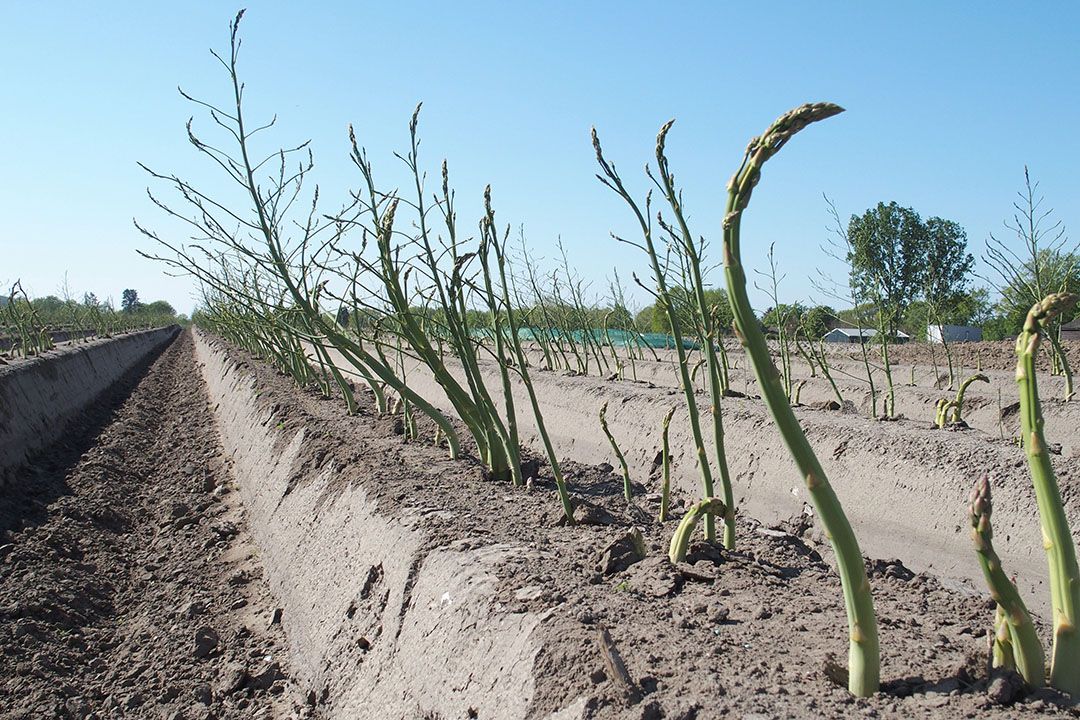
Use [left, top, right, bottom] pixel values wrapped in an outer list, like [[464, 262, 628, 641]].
[[1017, 292, 1080, 694], [721, 103, 879, 697], [659, 406, 677, 522], [669, 497, 726, 563], [599, 401, 633, 502], [969, 474, 1046, 686], [934, 397, 957, 429], [951, 372, 990, 424], [793, 379, 807, 406]]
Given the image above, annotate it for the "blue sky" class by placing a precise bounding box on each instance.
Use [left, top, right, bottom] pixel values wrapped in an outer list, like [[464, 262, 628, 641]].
[[2, 1, 1077, 315]]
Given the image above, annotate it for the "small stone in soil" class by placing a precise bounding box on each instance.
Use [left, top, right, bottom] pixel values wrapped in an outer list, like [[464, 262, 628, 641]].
[[986, 670, 1025, 706], [193, 626, 220, 658], [247, 660, 285, 690], [192, 683, 212, 705]]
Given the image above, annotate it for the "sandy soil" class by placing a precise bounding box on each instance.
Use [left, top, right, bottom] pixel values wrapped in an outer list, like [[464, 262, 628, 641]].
[[5, 328, 1080, 717], [0, 332, 306, 719], [523, 339, 1080, 458], [214, 333, 1079, 717], [328, 341, 1078, 625]]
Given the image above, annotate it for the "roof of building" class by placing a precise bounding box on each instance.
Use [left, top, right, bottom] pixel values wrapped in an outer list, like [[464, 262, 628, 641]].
[[824, 328, 911, 339]]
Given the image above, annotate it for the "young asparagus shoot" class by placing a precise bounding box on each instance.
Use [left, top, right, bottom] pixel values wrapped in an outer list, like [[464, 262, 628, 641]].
[[669, 498, 726, 563], [1017, 292, 1080, 694], [934, 398, 952, 429], [969, 474, 1046, 686], [659, 405, 677, 522], [592, 121, 737, 548], [599, 401, 633, 502], [721, 103, 879, 697], [951, 372, 990, 424]]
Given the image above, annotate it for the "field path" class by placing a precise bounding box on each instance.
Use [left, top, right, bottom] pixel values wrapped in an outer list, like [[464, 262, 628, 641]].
[[0, 332, 306, 719]]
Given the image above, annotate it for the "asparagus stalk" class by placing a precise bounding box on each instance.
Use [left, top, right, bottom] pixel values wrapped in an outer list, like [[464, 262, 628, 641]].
[[1017, 292, 1080, 694], [669, 498, 726, 563], [659, 406, 677, 522], [969, 474, 1046, 686], [721, 103, 879, 697], [951, 372, 990, 424], [993, 605, 1016, 672], [599, 401, 633, 502]]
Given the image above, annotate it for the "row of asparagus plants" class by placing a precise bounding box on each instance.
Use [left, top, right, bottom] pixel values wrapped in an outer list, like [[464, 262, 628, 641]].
[[145, 15, 1080, 703], [969, 293, 1079, 694], [138, 11, 576, 521], [2, 280, 182, 359]]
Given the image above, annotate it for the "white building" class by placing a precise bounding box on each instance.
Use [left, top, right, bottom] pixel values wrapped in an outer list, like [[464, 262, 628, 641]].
[[822, 328, 911, 344], [927, 324, 983, 344]]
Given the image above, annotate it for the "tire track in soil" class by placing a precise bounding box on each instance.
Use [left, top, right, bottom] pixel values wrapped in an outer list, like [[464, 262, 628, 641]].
[[0, 331, 306, 720]]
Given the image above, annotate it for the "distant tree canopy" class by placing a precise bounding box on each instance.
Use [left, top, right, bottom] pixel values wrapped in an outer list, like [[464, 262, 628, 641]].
[[847, 202, 974, 333], [643, 287, 734, 336], [996, 249, 1079, 326], [924, 217, 976, 310], [143, 300, 175, 316], [759, 303, 837, 339], [800, 305, 837, 339], [761, 302, 806, 333], [121, 288, 140, 313], [903, 288, 992, 340], [4, 286, 182, 330]]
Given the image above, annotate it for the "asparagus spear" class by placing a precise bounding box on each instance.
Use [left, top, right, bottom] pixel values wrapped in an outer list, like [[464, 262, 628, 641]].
[[659, 406, 677, 522], [669, 498, 726, 563], [951, 372, 990, 424], [721, 103, 880, 696], [600, 401, 633, 502], [1017, 292, 1080, 694], [969, 474, 1045, 686]]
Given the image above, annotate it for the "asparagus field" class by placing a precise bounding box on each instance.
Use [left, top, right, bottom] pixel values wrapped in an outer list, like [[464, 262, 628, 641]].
[[6, 7, 1080, 719]]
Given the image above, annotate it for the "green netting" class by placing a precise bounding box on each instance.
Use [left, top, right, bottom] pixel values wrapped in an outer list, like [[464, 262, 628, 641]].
[[514, 327, 698, 350]]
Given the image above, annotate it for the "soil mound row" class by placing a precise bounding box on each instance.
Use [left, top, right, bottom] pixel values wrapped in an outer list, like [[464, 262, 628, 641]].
[[0, 331, 303, 719], [328, 348, 1077, 621], [0, 327, 179, 483], [203, 333, 1080, 716]]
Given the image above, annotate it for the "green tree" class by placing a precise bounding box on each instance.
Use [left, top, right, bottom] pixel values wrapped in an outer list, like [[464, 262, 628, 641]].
[[121, 288, 140, 314], [924, 217, 974, 305], [800, 304, 837, 339], [634, 304, 655, 331], [142, 300, 176, 316], [847, 202, 928, 330], [904, 289, 991, 340], [646, 287, 733, 336], [995, 249, 1079, 326], [761, 302, 807, 334]]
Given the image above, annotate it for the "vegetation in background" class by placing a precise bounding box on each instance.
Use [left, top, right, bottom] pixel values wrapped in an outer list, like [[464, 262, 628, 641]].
[[2, 281, 182, 358], [984, 168, 1077, 399]]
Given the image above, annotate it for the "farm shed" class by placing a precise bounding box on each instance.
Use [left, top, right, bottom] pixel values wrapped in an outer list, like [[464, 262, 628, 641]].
[[822, 328, 911, 344], [927, 324, 983, 343]]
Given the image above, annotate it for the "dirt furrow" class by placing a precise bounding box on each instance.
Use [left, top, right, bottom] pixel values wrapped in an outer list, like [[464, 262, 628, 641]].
[[0, 332, 305, 720]]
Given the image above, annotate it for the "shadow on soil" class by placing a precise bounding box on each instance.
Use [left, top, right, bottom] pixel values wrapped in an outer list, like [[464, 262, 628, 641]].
[[0, 336, 175, 541]]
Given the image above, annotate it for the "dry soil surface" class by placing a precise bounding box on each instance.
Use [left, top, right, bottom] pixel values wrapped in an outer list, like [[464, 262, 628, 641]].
[[0, 332, 307, 719], [229, 333, 1080, 718], [5, 329, 1080, 718]]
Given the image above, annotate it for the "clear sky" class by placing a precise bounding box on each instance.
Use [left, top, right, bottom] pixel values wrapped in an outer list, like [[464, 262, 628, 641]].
[[2, 1, 1078, 316]]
